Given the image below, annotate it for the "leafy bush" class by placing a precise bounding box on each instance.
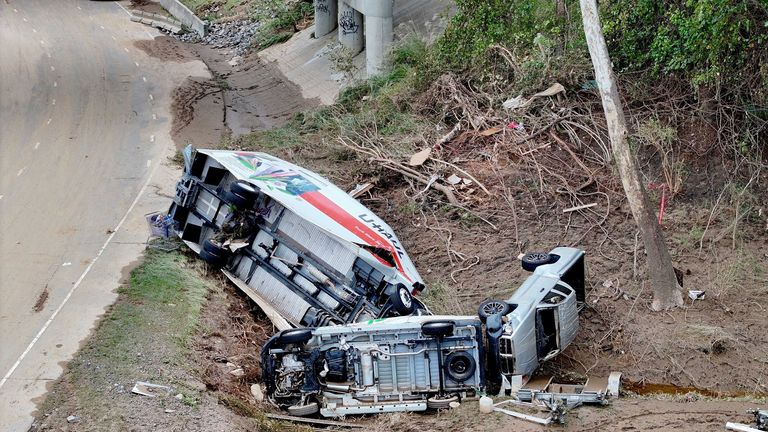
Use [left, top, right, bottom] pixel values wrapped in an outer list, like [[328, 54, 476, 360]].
[[602, 0, 768, 92], [437, 0, 582, 69], [251, 0, 314, 50]]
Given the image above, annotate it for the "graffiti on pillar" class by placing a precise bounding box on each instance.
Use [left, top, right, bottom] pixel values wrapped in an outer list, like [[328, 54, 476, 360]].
[[316, 0, 329, 14], [339, 10, 360, 35]]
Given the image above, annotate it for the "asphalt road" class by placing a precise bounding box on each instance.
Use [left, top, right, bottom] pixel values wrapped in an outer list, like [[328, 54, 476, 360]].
[[0, 1, 208, 429]]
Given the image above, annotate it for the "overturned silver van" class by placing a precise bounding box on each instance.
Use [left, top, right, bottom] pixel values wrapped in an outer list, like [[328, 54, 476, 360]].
[[168, 147, 429, 328], [261, 315, 485, 417], [262, 247, 588, 417]]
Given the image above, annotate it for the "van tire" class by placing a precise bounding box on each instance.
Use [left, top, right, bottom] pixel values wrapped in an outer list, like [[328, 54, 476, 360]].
[[478, 299, 512, 323], [231, 181, 258, 200], [287, 402, 319, 416], [427, 395, 458, 410], [421, 320, 455, 337], [223, 190, 252, 209], [389, 284, 415, 315], [521, 252, 552, 271], [203, 238, 229, 255], [444, 351, 476, 382], [200, 248, 227, 268]]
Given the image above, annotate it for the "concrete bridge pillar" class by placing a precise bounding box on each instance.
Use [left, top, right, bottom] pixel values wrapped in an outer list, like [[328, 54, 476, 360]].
[[362, 1, 394, 76], [338, 2, 364, 55], [314, 0, 338, 37]]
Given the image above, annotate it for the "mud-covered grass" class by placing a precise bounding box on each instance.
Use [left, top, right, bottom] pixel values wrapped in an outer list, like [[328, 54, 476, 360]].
[[30, 248, 301, 432]]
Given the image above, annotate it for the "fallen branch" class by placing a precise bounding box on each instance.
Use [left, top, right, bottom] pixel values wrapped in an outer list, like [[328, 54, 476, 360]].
[[563, 202, 597, 213]]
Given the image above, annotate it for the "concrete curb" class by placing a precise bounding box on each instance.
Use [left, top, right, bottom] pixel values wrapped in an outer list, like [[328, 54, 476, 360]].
[[159, 0, 207, 36], [130, 12, 183, 35]]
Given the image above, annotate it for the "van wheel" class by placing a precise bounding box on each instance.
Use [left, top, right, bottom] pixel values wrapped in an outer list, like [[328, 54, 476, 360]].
[[427, 395, 458, 409], [287, 402, 319, 416], [444, 351, 476, 382], [223, 190, 252, 209], [521, 252, 552, 271], [203, 238, 229, 255], [477, 299, 512, 323], [389, 284, 415, 315], [421, 320, 455, 337], [200, 248, 228, 268], [231, 181, 258, 200]]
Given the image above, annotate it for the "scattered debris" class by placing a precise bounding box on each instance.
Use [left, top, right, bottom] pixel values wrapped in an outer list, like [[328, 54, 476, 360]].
[[446, 174, 462, 185], [229, 368, 245, 378], [409, 147, 432, 166], [688, 290, 706, 300], [66, 415, 80, 423], [131, 381, 172, 397], [731, 409, 768, 432], [562, 202, 597, 213], [502, 83, 565, 110], [348, 182, 373, 198], [479, 125, 504, 136], [250, 384, 264, 402]]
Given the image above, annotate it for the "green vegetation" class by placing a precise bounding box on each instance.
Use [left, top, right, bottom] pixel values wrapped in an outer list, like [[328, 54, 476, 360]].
[[251, 0, 314, 50], [603, 0, 768, 93]]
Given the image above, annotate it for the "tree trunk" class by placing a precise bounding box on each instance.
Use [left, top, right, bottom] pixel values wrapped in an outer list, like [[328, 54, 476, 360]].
[[579, 0, 683, 310]]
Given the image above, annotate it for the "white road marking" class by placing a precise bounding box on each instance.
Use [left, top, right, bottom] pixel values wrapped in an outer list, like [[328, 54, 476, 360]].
[[23, 18, 28, 22], [53, 81, 57, 88], [123, 47, 129, 53], [134, 62, 139, 67], [50, 66, 55, 71], [62, 262, 72, 267], [149, 135, 155, 143], [0, 162, 161, 390], [40, 40, 45, 45], [34, 142, 40, 150], [13, 8, 18, 13], [32, 28, 37, 33], [148, 94, 154, 101], [142, 76, 147, 82], [146, 160, 152, 167], [111, 35, 116, 41], [51, 99, 56, 106], [17, 167, 26, 177], [46, 52, 51, 58], [99, 25, 105, 30], [0, 195, 4, 200], [114, 2, 132, 16], [152, 113, 157, 120], [46, 118, 52, 125], [77, 6, 82, 10]]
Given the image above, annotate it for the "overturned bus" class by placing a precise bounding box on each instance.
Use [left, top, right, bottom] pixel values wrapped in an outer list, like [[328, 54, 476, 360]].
[[261, 247, 587, 417], [167, 147, 429, 328]]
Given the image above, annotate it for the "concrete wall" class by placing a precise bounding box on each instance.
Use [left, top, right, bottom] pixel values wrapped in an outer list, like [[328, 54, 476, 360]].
[[159, 0, 207, 36]]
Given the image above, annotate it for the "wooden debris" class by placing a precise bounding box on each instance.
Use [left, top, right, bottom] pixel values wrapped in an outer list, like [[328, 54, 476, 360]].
[[408, 148, 431, 166], [563, 203, 597, 213], [267, 413, 366, 429], [348, 182, 373, 198], [480, 125, 504, 136]]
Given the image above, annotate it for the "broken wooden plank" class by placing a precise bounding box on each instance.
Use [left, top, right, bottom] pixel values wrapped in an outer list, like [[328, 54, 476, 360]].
[[267, 413, 366, 428]]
